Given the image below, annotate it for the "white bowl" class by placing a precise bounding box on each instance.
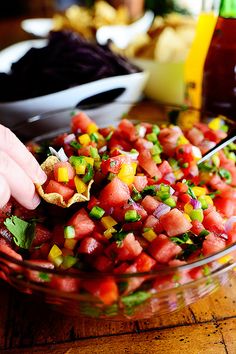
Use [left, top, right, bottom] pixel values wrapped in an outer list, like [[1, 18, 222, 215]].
[[0, 40, 148, 128]]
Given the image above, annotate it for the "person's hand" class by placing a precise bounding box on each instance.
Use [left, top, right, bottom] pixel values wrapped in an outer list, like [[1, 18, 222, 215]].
[[0, 125, 47, 209]]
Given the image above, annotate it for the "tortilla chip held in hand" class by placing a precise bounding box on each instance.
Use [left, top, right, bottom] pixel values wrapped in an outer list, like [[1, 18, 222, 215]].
[[36, 156, 93, 208]]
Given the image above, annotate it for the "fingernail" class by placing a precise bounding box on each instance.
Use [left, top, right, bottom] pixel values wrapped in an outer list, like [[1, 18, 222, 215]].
[[31, 193, 41, 209], [36, 169, 47, 185]]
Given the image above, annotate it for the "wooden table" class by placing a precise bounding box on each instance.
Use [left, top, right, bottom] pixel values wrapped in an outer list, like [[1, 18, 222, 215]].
[[0, 16, 236, 354], [0, 277, 235, 353]]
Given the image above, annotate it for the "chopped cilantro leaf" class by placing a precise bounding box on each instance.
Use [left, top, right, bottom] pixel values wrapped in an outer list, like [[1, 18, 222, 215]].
[[170, 233, 190, 244], [38, 272, 50, 282], [4, 216, 35, 249]]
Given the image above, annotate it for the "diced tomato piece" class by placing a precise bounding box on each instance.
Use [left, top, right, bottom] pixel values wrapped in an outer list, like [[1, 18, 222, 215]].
[[30, 243, 51, 260], [143, 215, 159, 229], [179, 193, 191, 204], [82, 277, 118, 305], [71, 112, 92, 133], [99, 177, 130, 209], [203, 210, 225, 234], [78, 237, 103, 255], [158, 161, 172, 175], [92, 231, 109, 244], [149, 234, 181, 263], [191, 220, 205, 236], [160, 209, 192, 237], [122, 221, 143, 232], [187, 127, 204, 146], [138, 149, 162, 178], [87, 196, 99, 211], [32, 224, 52, 247], [158, 127, 181, 156], [114, 262, 129, 274], [141, 195, 160, 214], [53, 161, 75, 182], [175, 182, 188, 194], [133, 175, 148, 192], [68, 208, 95, 239], [202, 233, 226, 256], [116, 233, 143, 261], [214, 197, 235, 218], [49, 275, 80, 292], [133, 252, 156, 272], [175, 144, 195, 163], [45, 180, 74, 201], [118, 119, 137, 141], [93, 255, 113, 272], [108, 131, 132, 151], [52, 224, 65, 247], [101, 155, 130, 175]]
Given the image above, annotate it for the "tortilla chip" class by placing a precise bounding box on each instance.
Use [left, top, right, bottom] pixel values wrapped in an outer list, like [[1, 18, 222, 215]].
[[36, 156, 93, 208]]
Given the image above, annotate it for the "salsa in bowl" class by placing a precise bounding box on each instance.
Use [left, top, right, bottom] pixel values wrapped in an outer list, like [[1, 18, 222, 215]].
[[0, 103, 235, 320]]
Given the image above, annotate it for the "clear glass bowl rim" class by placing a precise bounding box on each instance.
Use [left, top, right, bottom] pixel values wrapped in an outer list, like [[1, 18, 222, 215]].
[[4, 101, 236, 279]]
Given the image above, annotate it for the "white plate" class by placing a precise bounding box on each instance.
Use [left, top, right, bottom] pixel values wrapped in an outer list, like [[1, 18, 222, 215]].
[[0, 40, 148, 128], [21, 18, 53, 37]]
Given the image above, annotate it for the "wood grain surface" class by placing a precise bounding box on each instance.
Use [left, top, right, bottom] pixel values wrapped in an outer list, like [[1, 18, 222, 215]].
[[0, 277, 236, 353]]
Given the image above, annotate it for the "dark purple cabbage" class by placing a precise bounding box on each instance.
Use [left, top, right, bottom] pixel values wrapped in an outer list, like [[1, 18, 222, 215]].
[[0, 31, 140, 102]]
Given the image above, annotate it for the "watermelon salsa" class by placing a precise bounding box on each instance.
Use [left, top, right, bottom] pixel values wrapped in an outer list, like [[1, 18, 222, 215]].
[[0, 111, 236, 308]]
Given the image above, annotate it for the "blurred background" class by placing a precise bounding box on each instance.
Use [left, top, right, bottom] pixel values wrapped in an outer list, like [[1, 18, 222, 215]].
[[0, 0, 204, 19]]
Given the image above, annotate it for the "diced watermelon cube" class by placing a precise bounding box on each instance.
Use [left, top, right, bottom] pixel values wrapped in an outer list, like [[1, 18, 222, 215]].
[[160, 208, 192, 236], [149, 234, 181, 263]]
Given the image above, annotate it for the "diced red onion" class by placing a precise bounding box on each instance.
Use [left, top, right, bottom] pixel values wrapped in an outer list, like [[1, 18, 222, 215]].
[[153, 203, 171, 219], [117, 149, 139, 160], [190, 198, 201, 209], [169, 186, 175, 195], [164, 173, 176, 184], [64, 133, 75, 144], [49, 146, 68, 162], [99, 146, 107, 153], [225, 216, 236, 232]]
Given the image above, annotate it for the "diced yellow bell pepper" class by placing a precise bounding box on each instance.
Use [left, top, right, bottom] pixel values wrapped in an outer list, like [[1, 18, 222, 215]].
[[57, 167, 69, 182], [118, 163, 137, 185], [101, 216, 117, 229], [74, 176, 87, 194], [76, 163, 86, 175], [204, 195, 214, 205], [78, 134, 91, 146], [104, 227, 116, 239], [143, 229, 157, 242], [64, 239, 77, 250], [208, 117, 221, 131], [184, 203, 193, 215], [53, 255, 64, 267], [48, 244, 62, 262], [84, 157, 94, 166], [177, 135, 189, 146], [192, 186, 206, 197], [183, 213, 191, 222], [87, 122, 98, 134]]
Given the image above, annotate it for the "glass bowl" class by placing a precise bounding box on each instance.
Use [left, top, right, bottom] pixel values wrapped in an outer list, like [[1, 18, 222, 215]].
[[1, 101, 235, 320]]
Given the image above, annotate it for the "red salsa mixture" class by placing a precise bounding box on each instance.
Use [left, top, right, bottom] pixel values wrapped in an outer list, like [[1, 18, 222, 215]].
[[0, 111, 235, 305]]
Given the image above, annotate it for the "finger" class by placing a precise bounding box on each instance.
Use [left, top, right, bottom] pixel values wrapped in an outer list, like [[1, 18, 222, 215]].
[[0, 125, 46, 185], [0, 174, 11, 208], [0, 151, 41, 210]]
